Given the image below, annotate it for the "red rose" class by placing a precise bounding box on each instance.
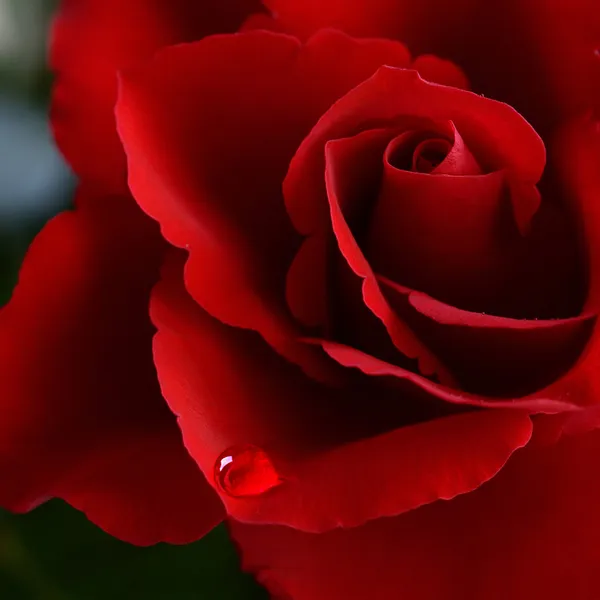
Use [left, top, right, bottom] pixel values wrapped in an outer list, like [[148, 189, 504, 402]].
[[2, 1, 600, 599]]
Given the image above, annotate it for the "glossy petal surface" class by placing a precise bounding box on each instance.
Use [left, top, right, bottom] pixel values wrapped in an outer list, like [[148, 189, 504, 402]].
[[151, 264, 532, 530], [231, 426, 600, 599], [51, 0, 261, 192], [117, 30, 411, 381], [0, 189, 223, 544]]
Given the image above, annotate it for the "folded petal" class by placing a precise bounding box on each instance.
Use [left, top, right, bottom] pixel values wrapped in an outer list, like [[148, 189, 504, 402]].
[[285, 66, 545, 236], [0, 188, 223, 544], [286, 127, 395, 331], [378, 278, 595, 397], [116, 30, 410, 381], [152, 251, 533, 530], [360, 128, 582, 319], [152, 267, 533, 530], [367, 167, 535, 314], [50, 0, 261, 192], [324, 132, 456, 384], [317, 339, 580, 414], [241, 409, 531, 531], [231, 426, 600, 600]]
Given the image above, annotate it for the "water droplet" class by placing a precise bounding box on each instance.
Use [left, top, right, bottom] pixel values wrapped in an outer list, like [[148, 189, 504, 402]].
[[214, 445, 283, 498]]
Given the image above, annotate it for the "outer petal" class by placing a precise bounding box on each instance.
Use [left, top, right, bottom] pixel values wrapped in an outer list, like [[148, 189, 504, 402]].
[[116, 30, 410, 381], [151, 262, 532, 531], [515, 0, 600, 120], [56, 423, 224, 546], [50, 0, 261, 192], [266, 0, 599, 129], [0, 189, 223, 545], [231, 426, 600, 600], [263, 0, 473, 41], [537, 116, 600, 424]]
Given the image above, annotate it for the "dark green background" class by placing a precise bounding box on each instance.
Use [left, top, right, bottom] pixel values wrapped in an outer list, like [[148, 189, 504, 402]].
[[0, 1, 266, 597]]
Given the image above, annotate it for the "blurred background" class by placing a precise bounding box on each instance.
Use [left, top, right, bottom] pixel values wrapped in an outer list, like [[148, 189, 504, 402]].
[[0, 0, 70, 306], [0, 1, 265, 598]]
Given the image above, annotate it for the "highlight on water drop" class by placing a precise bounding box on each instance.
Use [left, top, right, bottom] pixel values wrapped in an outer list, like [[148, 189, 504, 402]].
[[214, 444, 283, 498]]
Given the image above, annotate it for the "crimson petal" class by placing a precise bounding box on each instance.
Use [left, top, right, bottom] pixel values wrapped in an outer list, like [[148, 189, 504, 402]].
[[324, 131, 456, 384], [366, 166, 535, 314], [231, 426, 600, 600], [50, 0, 261, 193], [0, 189, 222, 544], [536, 116, 600, 420], [316, 340, 580, 414], [286, 66, 544, 237], [286, 127, 396, 331], [152, 252, 532, 530], [265, 0, 599, 130], [116, 30, 411, 382], [379, 277, 595, 397]]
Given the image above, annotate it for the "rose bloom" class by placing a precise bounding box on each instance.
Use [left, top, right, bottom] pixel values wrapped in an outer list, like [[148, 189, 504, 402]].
[[2, 1, 600, 598]]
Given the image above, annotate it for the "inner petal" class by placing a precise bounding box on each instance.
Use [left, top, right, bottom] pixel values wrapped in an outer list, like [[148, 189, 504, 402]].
[[323, 130, 456, 384], [365, 165, 523, 315], [377, 277, 596, 397], [385, 130, 442, 171], [385, 121, 481, 176], [412, 138, 452, 173], [363, 119, 582, 319]]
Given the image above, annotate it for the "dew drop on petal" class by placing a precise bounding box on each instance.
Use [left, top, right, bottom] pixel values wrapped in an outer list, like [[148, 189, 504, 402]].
[[214, 444, 283, 498]]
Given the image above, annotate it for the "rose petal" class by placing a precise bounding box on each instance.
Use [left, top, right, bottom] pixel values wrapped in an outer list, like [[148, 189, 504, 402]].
[[286, 232, 331, 329], [231, 426, 600, 600], [379, 122, 480, 174], [266, 0, 598, 129], [285, 66, 545, 236], [411, 54, 470, 90], [324, 132, 457, 384], [50, 0, 261, 193], [153, 251, 453, 458], [264, 0, 466, 42], [116, 30, 410, 382], [288, 124, 476, 355], [316, 339, 581, 414], [286, 128, 421, 368], [378, 277, 595, 397], [286, 127, 396, 331], [228, 408, 531, 531], [366, 166, 530, 313], [409, 122, 480, 174], [152, 253, 533, 531], [0, 188, 222, 544], [536, 116, 600, 415], [56, 424, 224, 546], [516, 0, 600, 121], [150, 251, 343, 473], [240, 12, 284, 33]]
